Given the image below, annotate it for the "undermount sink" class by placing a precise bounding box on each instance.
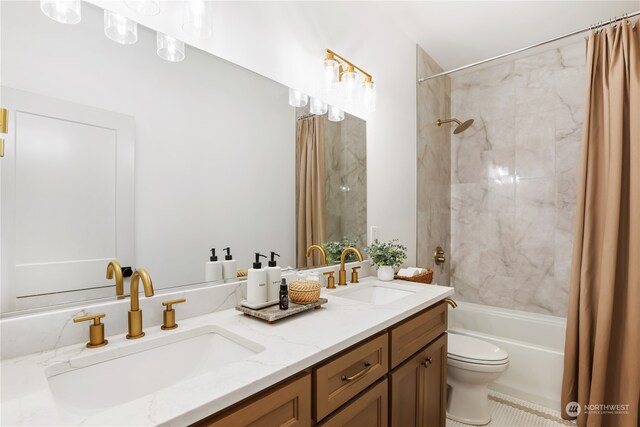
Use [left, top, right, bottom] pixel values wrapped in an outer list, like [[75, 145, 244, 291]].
[[46, 325, 264, 414], [330, 280, 423, 305]]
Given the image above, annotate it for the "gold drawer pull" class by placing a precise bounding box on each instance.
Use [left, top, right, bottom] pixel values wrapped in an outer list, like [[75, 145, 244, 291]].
[[422, 357, 433, 368], [341, 362, 372, 382]]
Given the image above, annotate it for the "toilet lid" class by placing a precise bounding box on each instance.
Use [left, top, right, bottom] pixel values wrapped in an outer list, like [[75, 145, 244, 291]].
[[448, 333, 509, 364]]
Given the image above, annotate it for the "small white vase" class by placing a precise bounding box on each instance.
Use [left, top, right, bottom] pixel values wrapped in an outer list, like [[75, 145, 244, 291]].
[[377, 265, 395, 281]]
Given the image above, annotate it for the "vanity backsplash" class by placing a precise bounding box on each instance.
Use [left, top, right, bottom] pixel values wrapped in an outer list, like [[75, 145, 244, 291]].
[[0, 262, 371, 360]]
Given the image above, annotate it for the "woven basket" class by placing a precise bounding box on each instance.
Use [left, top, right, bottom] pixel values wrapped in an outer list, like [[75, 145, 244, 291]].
[[394, 268, 433, 284], [289, 280, 321, 304]]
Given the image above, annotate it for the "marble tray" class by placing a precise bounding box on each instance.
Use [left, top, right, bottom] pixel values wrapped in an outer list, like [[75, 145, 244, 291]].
[[235, 298, 328, 323]]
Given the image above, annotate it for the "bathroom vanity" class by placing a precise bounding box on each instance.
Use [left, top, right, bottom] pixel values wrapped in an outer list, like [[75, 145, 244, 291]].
[[0, 274, 453, 426], [195, 298, 448, 426]]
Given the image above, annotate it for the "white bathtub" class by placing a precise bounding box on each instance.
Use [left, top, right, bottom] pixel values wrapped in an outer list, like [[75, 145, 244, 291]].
[[448, 301, 566, 410]]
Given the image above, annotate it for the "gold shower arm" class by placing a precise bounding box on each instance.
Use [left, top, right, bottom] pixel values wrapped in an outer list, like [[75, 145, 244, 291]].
[[436, 118, 462, 127]]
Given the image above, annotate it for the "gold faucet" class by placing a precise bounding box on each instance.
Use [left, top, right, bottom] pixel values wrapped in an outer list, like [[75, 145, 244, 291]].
[[127, 268, 154, 339], [306, 244, 327, 265], [106, 260, 124, 299], [338, 247, 363, 285]]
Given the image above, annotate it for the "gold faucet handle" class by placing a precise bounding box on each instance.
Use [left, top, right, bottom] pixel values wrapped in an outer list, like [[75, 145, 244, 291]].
[[161, 298, 186, 330], [351, 266, 361, 284], [73, 313, 108, 348], [162, 298, 186, 310], [323, 271, 336, 289]]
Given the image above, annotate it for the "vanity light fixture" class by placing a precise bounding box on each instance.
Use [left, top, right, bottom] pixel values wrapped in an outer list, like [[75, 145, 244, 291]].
[[182, 0, 214, 38], [288, 88, 308, 108], [124, 0, 160, 16], [310, 97, 328, 115], [328, 105, 345, 122], [323, 49, 376, 111], [40, 0, 81, 24], [362, 77, 376, 112], [157, 32, 186, 62], [104, 11, 138, 45]]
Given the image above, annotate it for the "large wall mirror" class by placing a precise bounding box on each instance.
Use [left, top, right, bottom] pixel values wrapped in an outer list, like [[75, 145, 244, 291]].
[[0, 1, 366, 316]]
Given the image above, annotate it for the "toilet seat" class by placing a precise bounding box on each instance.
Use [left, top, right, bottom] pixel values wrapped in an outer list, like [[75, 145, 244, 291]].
[[448, 334, 509, 365]]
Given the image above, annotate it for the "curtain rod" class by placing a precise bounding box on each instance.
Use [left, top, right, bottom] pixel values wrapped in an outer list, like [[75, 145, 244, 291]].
[[418, 10, 640, 83]]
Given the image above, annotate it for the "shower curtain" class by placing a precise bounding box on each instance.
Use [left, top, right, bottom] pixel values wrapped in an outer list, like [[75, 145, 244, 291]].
[[561, 20, 639, 427], [296, 116, 327, 267]]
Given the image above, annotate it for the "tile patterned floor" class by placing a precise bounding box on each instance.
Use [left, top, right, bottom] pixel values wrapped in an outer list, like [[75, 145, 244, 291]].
[[446, 391, 577, 427]]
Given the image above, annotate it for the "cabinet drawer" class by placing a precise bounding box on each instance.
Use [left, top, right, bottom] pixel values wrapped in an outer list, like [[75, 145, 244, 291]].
[[197, 373, 311, 427], [314, 333, 388, 422], [319, 378, 388, 427], [390, 301, 447, 368]]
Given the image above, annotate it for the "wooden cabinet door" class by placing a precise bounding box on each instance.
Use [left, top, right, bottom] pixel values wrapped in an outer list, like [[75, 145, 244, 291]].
[[421, 333, 447, 427], [196, 373, 311, 427], [320, 379, 388, 427], [389, 333, 447, 427]]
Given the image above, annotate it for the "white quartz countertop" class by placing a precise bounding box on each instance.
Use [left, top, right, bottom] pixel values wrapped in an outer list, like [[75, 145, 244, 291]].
[[1, 278, 453, 426]]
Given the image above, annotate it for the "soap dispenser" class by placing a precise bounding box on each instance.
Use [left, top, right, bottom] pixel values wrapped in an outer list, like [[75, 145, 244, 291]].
[[205, 248, 223, 282], [246, 253, 267, 305], [266, 252, 281, 303], [222, 247, 237, 280]]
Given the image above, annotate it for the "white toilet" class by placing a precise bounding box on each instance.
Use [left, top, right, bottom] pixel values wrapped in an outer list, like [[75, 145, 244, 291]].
[[446, 333, 509, 425]]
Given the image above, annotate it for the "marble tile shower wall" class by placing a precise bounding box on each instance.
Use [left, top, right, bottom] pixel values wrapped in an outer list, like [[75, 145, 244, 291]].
[[450, 41, 585, 316], [324, 117, 367, 248], [417, 46, 451, 284]]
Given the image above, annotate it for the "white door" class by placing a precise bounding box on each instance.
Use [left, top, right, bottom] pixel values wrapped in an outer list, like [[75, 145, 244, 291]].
[[1, 87, 135, 312]]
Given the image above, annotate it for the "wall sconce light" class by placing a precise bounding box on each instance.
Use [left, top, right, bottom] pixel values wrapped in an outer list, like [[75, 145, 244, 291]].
[[328, 105, 345, 122], [157, 32, 185, 62], [310, 97, 328, 115], [288, 88, 308, 108], [323, 49, 376, 111], [104, 10, 138, 45], [40, 0, 81, 24]]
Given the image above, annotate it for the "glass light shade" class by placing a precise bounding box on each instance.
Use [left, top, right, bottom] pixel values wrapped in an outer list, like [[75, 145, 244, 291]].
[[310, 97, 328, 115], [124, 0, 160, 16], [182, 1, 214, 38], [288, 88, 308, 108], [104, 11, 138, 45], [362, 80, 377, 112], [157, 33, 186, 62], [40, 0, 81, 24], [328, 105, 345, 122], [342, 69, 358, 100], [323, 59, 338, 88]]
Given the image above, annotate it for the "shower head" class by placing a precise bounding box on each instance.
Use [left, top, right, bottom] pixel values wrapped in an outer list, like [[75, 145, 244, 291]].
[[436, 118, 474, 134]]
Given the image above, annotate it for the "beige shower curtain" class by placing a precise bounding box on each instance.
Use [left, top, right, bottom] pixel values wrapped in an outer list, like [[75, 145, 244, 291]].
[[296, 116, 327, 267], [561, 20, 640, 427]]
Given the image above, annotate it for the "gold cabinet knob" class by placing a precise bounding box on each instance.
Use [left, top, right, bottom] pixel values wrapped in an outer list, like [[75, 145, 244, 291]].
[[161, 298, 186, 330], [73, 313, 108, 348], [323, 271, 336, 289], [351, 266, 361, 284]]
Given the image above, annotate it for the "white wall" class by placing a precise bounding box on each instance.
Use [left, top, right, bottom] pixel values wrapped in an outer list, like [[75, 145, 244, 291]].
[[1, 1, 295, 288], [88, 0, 419, 264]]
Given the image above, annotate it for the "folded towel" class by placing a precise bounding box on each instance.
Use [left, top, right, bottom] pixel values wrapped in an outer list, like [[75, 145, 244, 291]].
[[398, 267, 428, 277]]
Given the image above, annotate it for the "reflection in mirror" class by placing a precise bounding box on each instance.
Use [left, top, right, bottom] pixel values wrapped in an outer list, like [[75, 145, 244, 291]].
[[0, 1, 368, 316], [295, 108, 367, 268], [0, 1, 296, 315]]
